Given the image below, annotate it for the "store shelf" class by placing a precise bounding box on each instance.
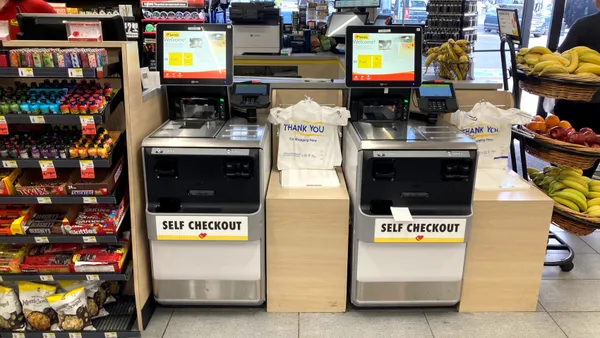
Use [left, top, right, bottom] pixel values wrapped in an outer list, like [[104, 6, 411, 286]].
[[0, 63, 120, 79], [0, 298, 140, 337], [141, 18, 205, 23]]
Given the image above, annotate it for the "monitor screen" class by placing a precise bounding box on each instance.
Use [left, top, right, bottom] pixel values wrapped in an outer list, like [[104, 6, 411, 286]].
[[334, 0, 380, 8], [157, 24, 233, 85], [345, 26, 422, 87], [419, 84, 453, 97], [326, 12, 368, 38]]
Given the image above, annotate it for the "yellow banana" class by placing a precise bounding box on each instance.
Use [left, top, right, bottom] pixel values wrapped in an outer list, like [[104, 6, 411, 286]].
[[528, 46, 552, 55], [425, 47, 439, 56], [566, 49, 579, 73], [561, 167, 583, 175], [453, 44, 466, 57], [456, 39, 469, 48], [539, 65, 568, 76], [544, 166, 561, 175], [562, 188, 588, 202], [425, 54, 436, 74], [579, 53, 600, 65], [459, 55, 469, 63], [575, 63, 600, 75], [518, 47, 530, 56], [447, 43, 458, 61], [549, 181, 567, 194], [552, 196, 580, 212], [586, 205, 600, 212], [571, 46, 593, 53], [561, 178, 590, 195], [589, 180, 600, 187], [552, 190, 588, 211], [578, 49, 600, 58], [586, 208, 600, 216], [529, 61, 562, 74], [575, 72, 599, 77], [539, 53, 570, 66], [559, 173, 589, 185], [590, 185, 600, 192], [525, 53, 542, 66], [588, 198, 600, 208], [588, 192, 600, 198]]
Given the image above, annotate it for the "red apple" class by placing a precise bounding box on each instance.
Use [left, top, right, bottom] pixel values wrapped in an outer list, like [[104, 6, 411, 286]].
[[582, 130, 597, 144], [549, 126, 568, 141], [596, 134, 600, 144], [592, 144, 600, 148], [580, 127, 595, 134], [566, 127, 577, 135], [568, 132, 587, 145]]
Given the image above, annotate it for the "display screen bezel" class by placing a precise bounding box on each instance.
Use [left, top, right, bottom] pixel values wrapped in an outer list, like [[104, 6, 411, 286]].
[[156, 23, 233, 86], [345, 25, 422, 88], [334, 0, 381, 9], [417, 83, 456, 98]]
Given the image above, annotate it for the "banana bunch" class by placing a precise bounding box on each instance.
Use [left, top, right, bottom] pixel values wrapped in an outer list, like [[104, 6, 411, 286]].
[[517, 45, 600, 77], [425, 39, 471, 80], [529, 166, 600, 216]]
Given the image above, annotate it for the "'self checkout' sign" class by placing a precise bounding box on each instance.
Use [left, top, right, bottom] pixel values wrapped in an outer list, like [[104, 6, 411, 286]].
[[374, 218, 466, 243], [155, 216, 248, 241]]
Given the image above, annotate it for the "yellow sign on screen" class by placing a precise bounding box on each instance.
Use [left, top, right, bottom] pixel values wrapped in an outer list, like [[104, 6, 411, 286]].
[[354, 34, 369, 40], [357, 55, 371, 68], [183, 52, 193, 66], [165, 32, 180, 38], [372, 55, 382, 68], [168, 52, 183, 66]]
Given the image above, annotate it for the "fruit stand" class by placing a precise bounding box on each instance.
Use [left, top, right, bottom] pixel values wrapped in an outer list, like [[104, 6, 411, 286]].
[[506, 44, 600, 272]]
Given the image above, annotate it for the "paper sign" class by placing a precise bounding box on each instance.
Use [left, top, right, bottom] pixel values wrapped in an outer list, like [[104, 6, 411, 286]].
[[29, 115, 45, 124], [36, 197, 51, 204], [12, 333, 24, 338], [2, 160, 17, 168], [40, 275, 54, 281], [390, 207, 413, 222], [68, 68, 83, 78], [86, 274, 100, 281], [34, 236, 49, 243], [18, 67, 33, 77], [80, 160, 95, 179], [105, 333, 118, 338], [43, 332, 56, 338], [155, 215, 249, 241], [0, 116, 7, 135], [83, 236, 97, 243], [69, 333, 82, 338], [39, 160, 56, 179], [83, 197, 97, 204], [374, 218, 467, 243], [80, 116, 96, 135]]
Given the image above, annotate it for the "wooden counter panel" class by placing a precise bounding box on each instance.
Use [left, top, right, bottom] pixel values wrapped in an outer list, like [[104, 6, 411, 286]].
[[459, 196, 553, 312], [266, 169, 350, 312]]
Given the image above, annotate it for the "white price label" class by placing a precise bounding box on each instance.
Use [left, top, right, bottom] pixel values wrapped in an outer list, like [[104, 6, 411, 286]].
[[43, 333, 56, 338], [86, 274, 100, 281], [12, 333, 25, 338], [34, 236, 49, 243], [105, 333, 118, 338], [83, 236, 97, 243], [68, 68, 83, 78], [2, 160, 17, 168], [36, 197, 52, 204], [83, 197, 98, 204], [0, 275, 3, 281], [69, 333, 82, 338], [40, 275, 54, 281], [18, 67, 34, 77], [29, 115, 45, 124]]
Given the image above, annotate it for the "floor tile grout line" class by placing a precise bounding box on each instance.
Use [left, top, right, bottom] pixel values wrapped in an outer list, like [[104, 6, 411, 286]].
[[546, 311, 570, 338], [423, 310, 436, 338], [538, 301, 548, 313], [160, 309, 174, 338], [297, 312, 300, 338]]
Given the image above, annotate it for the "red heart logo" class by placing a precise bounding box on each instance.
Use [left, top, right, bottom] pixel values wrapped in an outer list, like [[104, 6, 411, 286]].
[[416, 235, 424, 241], [199, 233, 207, 239]]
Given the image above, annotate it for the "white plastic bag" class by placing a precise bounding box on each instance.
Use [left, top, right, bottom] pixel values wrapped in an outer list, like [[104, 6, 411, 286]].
[[450, 101, 531, 169], [269, 99, 350, 170]]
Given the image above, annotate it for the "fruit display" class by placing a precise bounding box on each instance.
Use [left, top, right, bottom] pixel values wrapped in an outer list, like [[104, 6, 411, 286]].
[[424, 39, 471, 80], [517, 46, 600, 77], [529, 166, 600, 216], [524, 115, 600, 148]]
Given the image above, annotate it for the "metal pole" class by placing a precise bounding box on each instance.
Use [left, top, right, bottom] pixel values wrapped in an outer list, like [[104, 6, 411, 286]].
[[547, 0, 566, 51]]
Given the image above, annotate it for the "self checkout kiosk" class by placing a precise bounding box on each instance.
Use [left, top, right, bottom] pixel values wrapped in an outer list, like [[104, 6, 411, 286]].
[[342, 25, 478, 306], [142, 24, 271, 305]]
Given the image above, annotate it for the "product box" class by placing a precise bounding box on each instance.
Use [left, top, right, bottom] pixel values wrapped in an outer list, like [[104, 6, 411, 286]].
[[0, 243, 27, 273], [15, 170, 70, 196], [70, 239, 129, 273], [20, 243, 78, 274], [0, 169, 22, 196], [0, 205, 33, 235], [67, 156, 124, 196], [61, 193, 128, 235], [22, 205, 75, 235]]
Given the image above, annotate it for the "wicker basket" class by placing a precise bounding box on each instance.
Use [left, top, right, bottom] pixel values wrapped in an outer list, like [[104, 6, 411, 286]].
[[435, 60, 470, 81], [552, 211, 596, 236], [516, 64, 600, 101]]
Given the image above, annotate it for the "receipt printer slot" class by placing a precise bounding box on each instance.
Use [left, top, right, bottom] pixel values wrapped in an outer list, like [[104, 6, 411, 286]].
[[154, 158, 178, 178], [372, 159, 395, 180]]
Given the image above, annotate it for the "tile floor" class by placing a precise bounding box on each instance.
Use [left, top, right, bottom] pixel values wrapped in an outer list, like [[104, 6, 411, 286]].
[[141, 225, 600, 338]]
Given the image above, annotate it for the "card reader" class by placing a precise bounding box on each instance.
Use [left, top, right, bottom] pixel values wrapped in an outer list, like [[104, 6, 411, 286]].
[[230, 81, 271, 122], [416, 81, 459, 123]]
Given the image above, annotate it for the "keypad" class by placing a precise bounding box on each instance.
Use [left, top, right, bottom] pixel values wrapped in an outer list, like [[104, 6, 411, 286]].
[[427, 99, 447, 111]]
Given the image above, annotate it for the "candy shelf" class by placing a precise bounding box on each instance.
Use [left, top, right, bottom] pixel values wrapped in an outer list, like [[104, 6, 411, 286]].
[[141, 18, 205, 23], [0, 297, 140, 338], [0, 63, 121, 79]]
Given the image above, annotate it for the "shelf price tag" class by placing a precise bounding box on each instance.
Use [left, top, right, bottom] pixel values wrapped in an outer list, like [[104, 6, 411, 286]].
[[39, 160, 56, 179], [12, 333, 25, 338], [80, 160, 95, 179], [29, 115, 45, 124], [0, 116, 8, 135], [79, 116, 96, 135], [86, 274, 100, 281], [105, 333, 118, 338], [68, 68, 83, 78], [39, 275, 54, 282], [17, 67, 33, 77], [83, 197, 97, 204], [34, 236, 49, 244], [82, 236, 97, 243], [43, 333, 56, 338], [36, 197, 51, 204], [2, 160, 17, 168], [69, 333, 82, 338]]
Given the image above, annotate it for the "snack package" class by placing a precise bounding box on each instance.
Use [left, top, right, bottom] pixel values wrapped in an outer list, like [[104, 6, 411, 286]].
[[58, 281, 109, 319], [449, 101, 531, 169], [20, 244, 78, 274], [18, 282, 58, 331], [0, 285, 25, 330], [46, 286, 94, 331], [0, 244, 27, 273], [70, 243, 128, 273]]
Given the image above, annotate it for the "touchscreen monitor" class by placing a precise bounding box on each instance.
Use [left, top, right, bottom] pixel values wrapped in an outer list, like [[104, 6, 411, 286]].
[[345, 26, 422, 87], [157, 24, 233, 85], [325, 12, 368, 38]]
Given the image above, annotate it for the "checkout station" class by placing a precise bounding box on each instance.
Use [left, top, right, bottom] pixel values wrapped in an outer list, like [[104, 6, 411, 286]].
[[139, 19, 554, 312]]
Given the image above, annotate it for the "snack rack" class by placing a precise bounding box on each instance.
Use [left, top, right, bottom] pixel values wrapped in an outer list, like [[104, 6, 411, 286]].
[[0, 40, 165, 337], [424, 0, 478, 51]]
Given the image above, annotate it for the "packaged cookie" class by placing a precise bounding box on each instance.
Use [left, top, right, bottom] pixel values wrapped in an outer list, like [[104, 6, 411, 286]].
[[0, 284, 25, 330], [18, 282, 58, 331], [46, 286, 94, 331], [58, 281, 108, 319]]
